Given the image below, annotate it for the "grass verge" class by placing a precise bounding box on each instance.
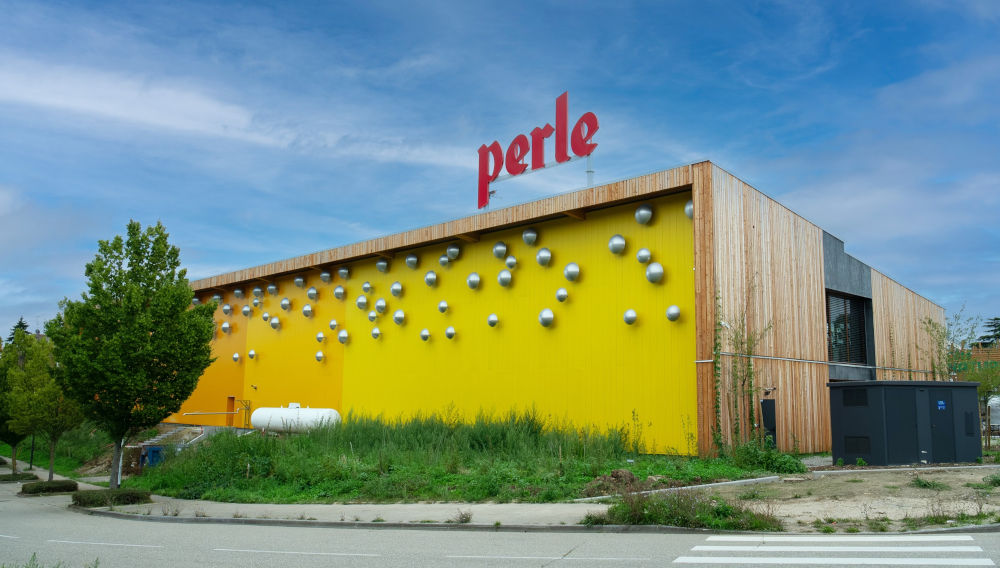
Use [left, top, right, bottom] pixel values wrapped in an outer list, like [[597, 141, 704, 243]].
[[582, 490, 782, 530], [125, 411, 803, 503]]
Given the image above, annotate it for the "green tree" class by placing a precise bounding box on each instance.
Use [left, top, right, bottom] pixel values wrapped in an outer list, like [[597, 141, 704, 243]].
[[0, 326, 32, 473], [4, 329, 84, 481], [977, 317, 1000, 348], [46, 221, 215, 488], [922, 306, 980, 380], [6, 316, 29, 344]]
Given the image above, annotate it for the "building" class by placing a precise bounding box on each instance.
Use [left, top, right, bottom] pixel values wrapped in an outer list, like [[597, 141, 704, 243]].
[[170, 161, 943, 455]]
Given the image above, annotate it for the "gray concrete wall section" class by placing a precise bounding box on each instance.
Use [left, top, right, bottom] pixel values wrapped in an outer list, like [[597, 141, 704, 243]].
[[822, 231, 872, 299], [822, 231, 876, 379]]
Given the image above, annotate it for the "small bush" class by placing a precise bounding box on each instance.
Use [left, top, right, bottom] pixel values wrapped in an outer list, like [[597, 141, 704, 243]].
[[910, 476, 949, 491], [0, 472, 38, 483], [71, 489, 152, 507], [730, 441, 806, 474], [983, 473, 1000, 487], [20, 480, 79, 495], [582, 490, 782, 531], [856, 457, 867, 466]]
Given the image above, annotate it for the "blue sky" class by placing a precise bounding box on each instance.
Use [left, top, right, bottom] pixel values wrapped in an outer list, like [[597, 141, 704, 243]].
[[0, 0, 997, 336]]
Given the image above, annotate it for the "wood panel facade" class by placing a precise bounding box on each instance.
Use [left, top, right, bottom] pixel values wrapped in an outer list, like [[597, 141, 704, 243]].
[[871, 269, 945, 380]]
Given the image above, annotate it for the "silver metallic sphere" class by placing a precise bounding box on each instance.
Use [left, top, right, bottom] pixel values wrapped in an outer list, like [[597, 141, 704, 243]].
[[338, 329, 349, 344], [269, 316, 280, 330], [262, 312, 270, 322], [234, 288, 244, 299], [538, 308, 555, 327], [420, 328, 430, 341], [337, 267, 350, 280], [564, 262, 580, 282], [608, 234, 626, 255], [371, 327, 381, 339], [425, 271, 437, 287], [242, 305, 251, 317], [356, 295, 368, 310], [267, 284, 278, 296], [307, 286, 318, 300], [493, 241, 507, 259], [635, 204, 653, 225], [294, 276, 305, 288], [320, 271, 332, 283], [252, 297, 261, 307], [222, 303, 232, 315], [329, 319, 338, 330], [505, 255, 517, 269], [405, 254, 419, 269], [522, 228, 538, 246], [221, 322, 231, 334], [556, 288, 568, 302], [624, 309, 638, 325], [362, 281, 372, 293], [467, 272, 481, 289], [393, 309, 405, 325], [446, 244, 461, 260], [316, 332, 325, 343], [445, 326, 456, 339], [439, 254, 450, 267], [280, 297, 291, 311], [391, 281, 403, 297], [302, 304, 313, 318], [645, 262, 665, 283], [498, 269, 512, 287], [212, 294, 222, 304], [252, 287, 263, 297], [368, 310, 377, 322], [375, 298, 387, 313], [248, 349, 256, 359], [315, 351, 324, 362], [636, 248, 652, 263], [233, 352, 240, 362], [536, 248, 552, 266], [487, 313, 499, 327], [376, 259, 389, 273], [684, 200, 694, 220], [438, 300, 448, 313], [334, 286, 345, 300], [191, 298, 200, 306], [666, 305, 681, 321]]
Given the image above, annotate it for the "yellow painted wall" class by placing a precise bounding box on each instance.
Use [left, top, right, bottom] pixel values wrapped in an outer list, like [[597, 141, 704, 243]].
[[172, 192, 697, 454]]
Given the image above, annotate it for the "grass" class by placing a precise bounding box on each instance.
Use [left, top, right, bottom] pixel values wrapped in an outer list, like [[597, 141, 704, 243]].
[[0, 421, 112, 478], [582, 490, 782, 530], [124, 411, 800, 503], [1, 554, 100, 568], [909, 476, 950, 491]]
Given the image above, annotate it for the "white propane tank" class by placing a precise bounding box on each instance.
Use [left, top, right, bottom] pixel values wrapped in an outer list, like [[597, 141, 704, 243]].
[[250, 404, 341, 433]]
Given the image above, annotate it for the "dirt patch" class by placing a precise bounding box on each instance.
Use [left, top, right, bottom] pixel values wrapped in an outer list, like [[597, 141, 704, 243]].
[[706, 467, 1000, 532]]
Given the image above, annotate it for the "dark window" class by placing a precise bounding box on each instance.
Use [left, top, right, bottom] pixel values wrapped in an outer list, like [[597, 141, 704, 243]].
[[843, 389, 868, 407], [827, 292, 868, 364]]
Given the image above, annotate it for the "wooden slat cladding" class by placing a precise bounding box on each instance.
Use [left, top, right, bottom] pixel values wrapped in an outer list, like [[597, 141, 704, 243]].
[[973, 347, 1000, 362], [707, 165, 829, 453], [691, 162, 717, 455], [191, 165, 696, 291], [871, 269, 944, 380]]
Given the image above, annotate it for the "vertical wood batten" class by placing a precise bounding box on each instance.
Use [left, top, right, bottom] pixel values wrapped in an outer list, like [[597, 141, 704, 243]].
[[692, 161, 716, 455]]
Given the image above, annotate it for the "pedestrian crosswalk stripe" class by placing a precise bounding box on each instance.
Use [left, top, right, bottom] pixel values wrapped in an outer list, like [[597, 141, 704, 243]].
[[706, 535, 975, 543], [673, 556, 994, 565], [692, 545, 983, 553]]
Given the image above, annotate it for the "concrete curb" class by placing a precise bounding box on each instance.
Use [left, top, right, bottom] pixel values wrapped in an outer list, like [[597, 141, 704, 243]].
[[811, 464, 1000, 477], [573, 475, 781, 503], [69, 505, 704, 534]]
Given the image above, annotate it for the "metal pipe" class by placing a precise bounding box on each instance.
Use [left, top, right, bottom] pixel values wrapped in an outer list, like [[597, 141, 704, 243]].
[[696, 352, 935, 374], [181, 411, 241, 415]]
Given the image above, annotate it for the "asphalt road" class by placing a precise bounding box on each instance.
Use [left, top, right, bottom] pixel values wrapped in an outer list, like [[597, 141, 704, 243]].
[[4, 488, 1000, 567]]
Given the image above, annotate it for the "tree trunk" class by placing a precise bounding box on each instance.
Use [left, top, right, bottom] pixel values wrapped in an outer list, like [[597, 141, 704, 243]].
[[109, 438, 123, 490], [48, 438, 57, 482], [10, 443, 18, 474]]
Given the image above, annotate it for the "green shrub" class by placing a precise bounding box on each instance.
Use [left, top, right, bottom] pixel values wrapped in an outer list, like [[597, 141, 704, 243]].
[[984, 473, 1000, 487], [910, 476, 949, 491], [72, 489, 152, 507], [856, 457, 867, 466], [0, 472, 38, 483], [582, 490, 782, 531], [20, 480, 79, 494], [730, 441, 806, 474]]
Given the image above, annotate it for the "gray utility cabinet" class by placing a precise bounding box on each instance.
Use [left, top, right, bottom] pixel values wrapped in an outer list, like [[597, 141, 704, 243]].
[[829, 381, 981, 466]]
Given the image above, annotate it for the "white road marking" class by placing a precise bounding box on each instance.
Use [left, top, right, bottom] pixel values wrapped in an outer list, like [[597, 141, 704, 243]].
[[48, 539, 162, 549], [693, 545, 983, 553], [706, 535, 975, 543], [447, 556, 649, 561], [0, 534, 20, 539], [673, 557, 994, 566], [214, 547, 379, 557]]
